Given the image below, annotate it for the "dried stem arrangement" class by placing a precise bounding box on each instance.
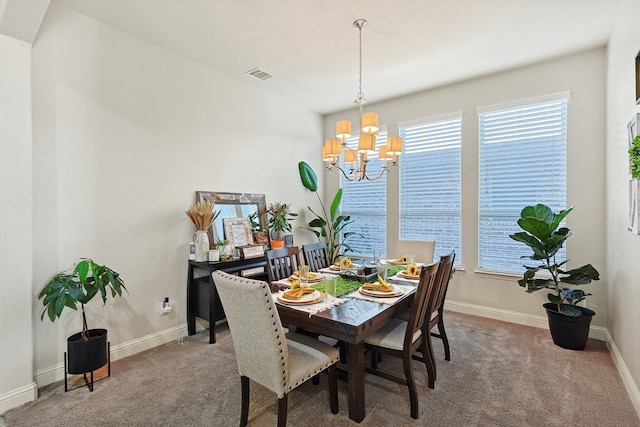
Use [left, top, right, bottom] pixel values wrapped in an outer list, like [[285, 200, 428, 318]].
[[186, 201, 219, 230]]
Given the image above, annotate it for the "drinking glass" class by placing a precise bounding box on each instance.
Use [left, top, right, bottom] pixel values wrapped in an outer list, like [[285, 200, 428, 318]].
[[299, 265, 309, 287], [324, 275, 338, 300], [372, 249, 382, 265], [406, 254, 415, 265], [376, 265, 388, 281]]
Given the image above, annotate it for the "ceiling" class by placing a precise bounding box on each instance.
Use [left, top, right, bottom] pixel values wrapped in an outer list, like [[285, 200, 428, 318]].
[[50, 0, 624, 114]]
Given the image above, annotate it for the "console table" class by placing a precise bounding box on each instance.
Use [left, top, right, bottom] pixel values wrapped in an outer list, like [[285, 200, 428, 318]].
[[187, 256, 268, 343]]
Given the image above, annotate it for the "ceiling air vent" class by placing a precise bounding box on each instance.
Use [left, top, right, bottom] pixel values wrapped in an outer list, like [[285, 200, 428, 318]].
[[246, 67, 274, 81]]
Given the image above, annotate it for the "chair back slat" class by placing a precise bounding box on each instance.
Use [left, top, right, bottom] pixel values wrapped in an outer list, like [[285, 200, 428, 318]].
[[432, 251, 456, 314], [266, 247, 302, 282], [404, 262, 439, 349], [302, 242, 330, 272]]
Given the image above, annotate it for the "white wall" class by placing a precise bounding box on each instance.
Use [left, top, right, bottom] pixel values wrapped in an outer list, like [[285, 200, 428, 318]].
[[0, 34, 37, 412], [606, 0, 640, 413], [325, 48, 607, 326], [28, 2, 322, 386]]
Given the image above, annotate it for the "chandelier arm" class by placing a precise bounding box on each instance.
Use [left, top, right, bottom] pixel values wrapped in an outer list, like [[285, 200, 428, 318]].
[[363, 164, 391, 181], [327, 164, 359, 182]]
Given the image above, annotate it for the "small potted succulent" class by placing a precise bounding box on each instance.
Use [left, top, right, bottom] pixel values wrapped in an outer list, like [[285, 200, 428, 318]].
[[509, 204, 600, 350], [267, 202, 298, 249]]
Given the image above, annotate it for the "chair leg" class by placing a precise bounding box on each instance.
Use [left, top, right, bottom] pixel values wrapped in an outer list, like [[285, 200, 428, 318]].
[[328, 364, 338, 414], [438, 319, 451, 361], [422, 335, 436, 389], [402, 351, 419, 419], [370, 348, 378, 369], [240, 376, 249, 427], [277, 394, 288, 427]]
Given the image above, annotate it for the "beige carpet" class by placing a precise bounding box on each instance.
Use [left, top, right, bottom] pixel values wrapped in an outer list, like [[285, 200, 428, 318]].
[[3, 312, 639, 426]]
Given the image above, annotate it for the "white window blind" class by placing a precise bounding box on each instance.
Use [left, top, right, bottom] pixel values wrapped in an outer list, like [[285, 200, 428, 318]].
[[478, 97, 567, 273], [340, 130, 388, 257], [399, 116, 462, 264]]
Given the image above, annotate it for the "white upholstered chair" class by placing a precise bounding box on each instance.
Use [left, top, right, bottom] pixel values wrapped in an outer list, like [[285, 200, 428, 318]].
[[363, 262, 440, 419], [212, 271, 339, 427], [394, 239, 436, 264]]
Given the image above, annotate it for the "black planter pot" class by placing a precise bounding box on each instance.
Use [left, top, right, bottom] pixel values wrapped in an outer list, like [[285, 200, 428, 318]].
[[543, 303, 595, 350], [67, 328, 109, 374]]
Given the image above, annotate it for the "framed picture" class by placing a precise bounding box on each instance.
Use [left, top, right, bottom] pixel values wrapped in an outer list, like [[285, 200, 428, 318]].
[[636, 49, 640, 105], [223, 217, 254, 248], [253, 231, 269, 246], [284, 234, 294, 248]]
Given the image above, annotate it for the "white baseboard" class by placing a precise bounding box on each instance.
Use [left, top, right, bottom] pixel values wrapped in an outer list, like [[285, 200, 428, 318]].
[[0, 382, 37, 415], [445, 300, 639, 419], [35, 323, 188, 388], [604, 330, 640, 419], [445, 300, 607, 341]]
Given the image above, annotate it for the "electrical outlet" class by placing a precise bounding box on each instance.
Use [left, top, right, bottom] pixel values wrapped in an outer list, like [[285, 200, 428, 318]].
[[161, 297, 172, 315]]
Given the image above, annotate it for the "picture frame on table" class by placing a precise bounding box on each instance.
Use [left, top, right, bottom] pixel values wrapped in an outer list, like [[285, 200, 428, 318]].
[[223, 217, 254, 248]]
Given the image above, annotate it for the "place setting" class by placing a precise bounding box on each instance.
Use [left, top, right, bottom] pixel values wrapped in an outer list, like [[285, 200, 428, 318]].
[[396, 263, 422, 280], [348, 274, 411, 304], [274, 270, 345, 314]]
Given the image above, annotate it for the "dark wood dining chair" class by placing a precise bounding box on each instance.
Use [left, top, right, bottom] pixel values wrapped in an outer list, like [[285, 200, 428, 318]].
[[424, 250, 456, 384], [363, 262, 440, 419], [213, 271, 339, 427], [266, 247, 303, 283], [302, 241, 330, 272], [395, 251, 456, 389]]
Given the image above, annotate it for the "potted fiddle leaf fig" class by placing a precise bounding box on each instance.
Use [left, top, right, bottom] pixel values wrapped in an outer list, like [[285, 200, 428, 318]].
[[298, 161, 360, 264], [38, 258, 127, 390], [509, 204, 599, 350]]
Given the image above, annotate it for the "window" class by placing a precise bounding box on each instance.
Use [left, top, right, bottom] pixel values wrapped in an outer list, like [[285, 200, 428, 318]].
[[478, 95, 568, 273], [399, 115, 462, 263], [340, 129, 388, 257]]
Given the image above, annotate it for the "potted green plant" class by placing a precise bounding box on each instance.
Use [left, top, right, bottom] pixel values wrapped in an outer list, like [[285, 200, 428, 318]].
[[298, 161, 360, 264], [38, 258, 127, 390], [214, 238, 232, 260], [509, 204, 600, 350], [629, 134, 640, 179], [268, 202, 298, 249]]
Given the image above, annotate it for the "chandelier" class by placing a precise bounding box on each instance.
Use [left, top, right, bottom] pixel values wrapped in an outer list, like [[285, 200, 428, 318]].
[[322, 19, 402, 182]]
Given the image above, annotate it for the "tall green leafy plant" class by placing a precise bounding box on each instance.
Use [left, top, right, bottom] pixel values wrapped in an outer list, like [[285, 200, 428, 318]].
[[38, 258, 127, 340], [298, 161, 359, 264], [509, 204, 599, 317]]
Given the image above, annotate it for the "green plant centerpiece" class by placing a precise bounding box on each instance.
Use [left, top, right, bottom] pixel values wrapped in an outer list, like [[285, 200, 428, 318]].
[[298, 161, 360, 264], [629, 135, 640, 179], [38, 258, 127, 340], [509, 204, 599, 317], [268, 202, 298, 242]]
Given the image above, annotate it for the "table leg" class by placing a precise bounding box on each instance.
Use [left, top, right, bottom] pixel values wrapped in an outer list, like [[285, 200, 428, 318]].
[[347, 341, 365, 422]]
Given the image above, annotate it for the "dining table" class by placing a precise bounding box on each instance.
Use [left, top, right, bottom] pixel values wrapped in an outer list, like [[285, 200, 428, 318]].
[[273, 264, 418, 423]]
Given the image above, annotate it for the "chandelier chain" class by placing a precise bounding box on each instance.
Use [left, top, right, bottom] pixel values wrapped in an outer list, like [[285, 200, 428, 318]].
[[357, 22, 364, 103]]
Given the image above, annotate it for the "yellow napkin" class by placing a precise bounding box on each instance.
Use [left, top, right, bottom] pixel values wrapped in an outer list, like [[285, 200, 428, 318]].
[[363, 275, 394, 292], [392, 255, 408, 263], [283, 286, 315, 300], [337, 258, 354, 268], [406, 264, 421, 276], [292, 271, 319, 280]]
